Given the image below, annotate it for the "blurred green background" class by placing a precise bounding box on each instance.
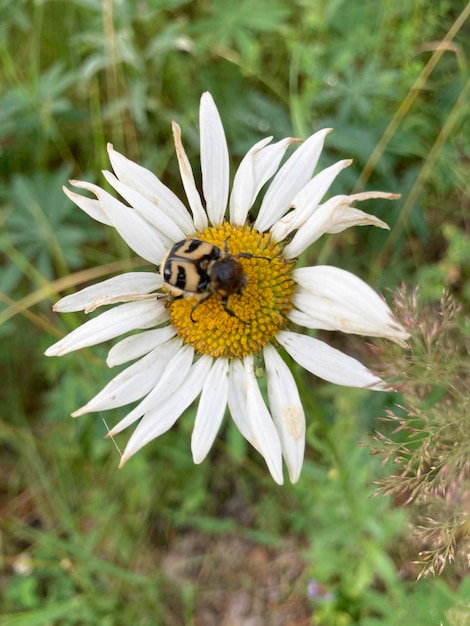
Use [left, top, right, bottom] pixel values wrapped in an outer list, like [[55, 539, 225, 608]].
[[1, 0, 469, 624]]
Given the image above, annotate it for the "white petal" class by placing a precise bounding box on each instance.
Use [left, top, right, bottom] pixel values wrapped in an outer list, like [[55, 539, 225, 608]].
[[107, 343, 195, 435], [63, 185, 112, 226], [107, 325, 177, 366], [200, 92, 229, 225], [102, 170, 185, 244], [229, 137, 271, 226], [290, 266, 409, 345], [264, 345, 305, 484], [282, 201, 333, 258], [229, 137, 296, 226], [244, 355, 284, 485], [72, 337, 183, 416], [45, 300, 166, 357], [172, 121, 208, 232], [270, 159, 351, 242], [323, 190, 397, 233], [284, 192, 394, 259], [254, 128, 332, 232], [83, 293, 160, 314], [227, 358, 258, 446], [191, 357, 229, 463], [53, 272, 162, 313], [107, 143, 195, 234], [119, 355, 213, 465], [277, 330, 388, 390], [68, 180, 167, 265]]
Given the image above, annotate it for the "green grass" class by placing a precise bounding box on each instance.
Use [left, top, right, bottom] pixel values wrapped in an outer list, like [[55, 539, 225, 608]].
[[1, 0, 469, 624]]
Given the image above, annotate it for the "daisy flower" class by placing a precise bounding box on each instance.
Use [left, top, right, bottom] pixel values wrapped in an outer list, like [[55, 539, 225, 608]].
[[46, 92, 408, 485]]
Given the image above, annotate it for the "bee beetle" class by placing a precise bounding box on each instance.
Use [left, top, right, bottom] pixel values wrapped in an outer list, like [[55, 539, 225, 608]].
[[161, 239, 269, 323]]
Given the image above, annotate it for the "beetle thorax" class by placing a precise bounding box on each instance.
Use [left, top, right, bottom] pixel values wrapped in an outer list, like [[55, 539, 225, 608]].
[[209, 256, 247, 297]]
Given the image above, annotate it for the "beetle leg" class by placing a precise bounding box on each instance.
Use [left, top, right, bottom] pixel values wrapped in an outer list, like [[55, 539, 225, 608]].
[[237, 252, 271, 262], [221, 296, 250, 325], [190, 294, 211, 323]]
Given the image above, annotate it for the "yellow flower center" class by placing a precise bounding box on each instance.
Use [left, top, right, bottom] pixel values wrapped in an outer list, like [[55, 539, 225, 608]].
[[167, 223, 295, 358]]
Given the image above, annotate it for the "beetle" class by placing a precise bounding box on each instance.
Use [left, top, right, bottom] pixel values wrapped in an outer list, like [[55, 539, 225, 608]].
[[161, 239, 268, 323]]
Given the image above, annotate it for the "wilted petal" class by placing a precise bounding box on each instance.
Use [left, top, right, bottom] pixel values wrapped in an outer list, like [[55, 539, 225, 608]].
[[291, 266, 409, 346], [284, 192, 394, 259], [264, 345, 305, 484], [63, 186, 112, 226], [191, 357, 229, 463], [45, 300, 166, 357], [172, 121, 208, 232], [107, 143, 195, 234], [53, 272, 162, 313], [254, 128, 332, 232], [324, 191, 397, 233], [200, 92, 229, 226], [230, 137, 296, 225], [277, 330, 388, 390], [119, 355, 213, 465]]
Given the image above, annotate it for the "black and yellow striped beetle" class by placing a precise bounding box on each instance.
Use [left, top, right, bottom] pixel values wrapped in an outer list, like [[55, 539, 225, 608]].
[[161, 239, 269, 323]]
